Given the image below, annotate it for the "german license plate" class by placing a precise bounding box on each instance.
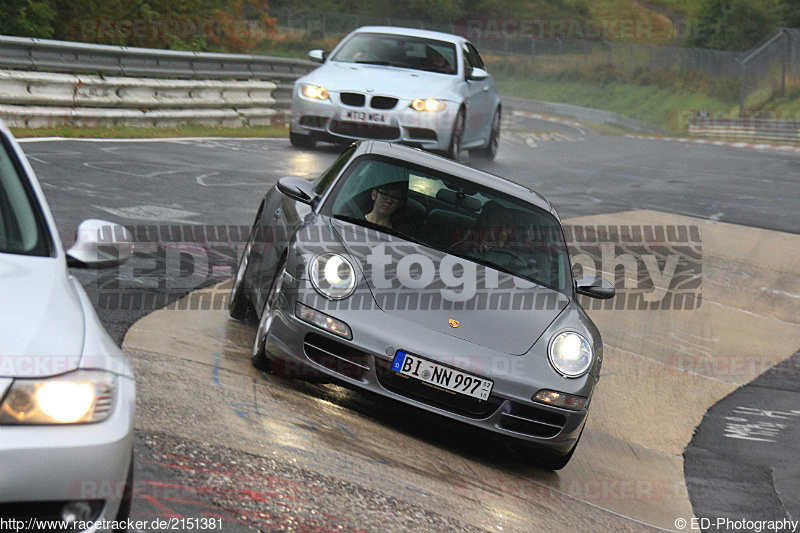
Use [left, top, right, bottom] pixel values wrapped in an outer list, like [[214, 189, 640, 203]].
[[391, 351, 493, 401], [341, 109, 390, 124]]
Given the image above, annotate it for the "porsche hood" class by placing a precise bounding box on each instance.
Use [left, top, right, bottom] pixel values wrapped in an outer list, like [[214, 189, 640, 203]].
[[326, 221, 569, 356]]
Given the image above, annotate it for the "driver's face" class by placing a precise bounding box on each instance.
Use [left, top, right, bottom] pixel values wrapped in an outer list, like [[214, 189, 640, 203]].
[[372, 187, 404, 216]]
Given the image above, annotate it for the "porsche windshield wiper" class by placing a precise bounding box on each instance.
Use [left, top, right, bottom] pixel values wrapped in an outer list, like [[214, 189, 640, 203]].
[[332, 215, 425, 245], [444, 247, 564, 293]]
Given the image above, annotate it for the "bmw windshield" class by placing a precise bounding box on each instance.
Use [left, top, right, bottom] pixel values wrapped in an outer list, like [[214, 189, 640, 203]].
[[330, 33, 458, 75]]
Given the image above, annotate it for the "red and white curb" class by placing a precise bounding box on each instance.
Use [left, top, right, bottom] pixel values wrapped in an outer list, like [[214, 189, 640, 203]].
[[625, 134, 800, 154]]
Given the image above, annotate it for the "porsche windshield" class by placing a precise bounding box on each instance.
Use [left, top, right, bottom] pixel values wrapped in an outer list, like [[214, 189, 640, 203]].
[[322, 155, 571, 293], [331, 33, 457, 75]]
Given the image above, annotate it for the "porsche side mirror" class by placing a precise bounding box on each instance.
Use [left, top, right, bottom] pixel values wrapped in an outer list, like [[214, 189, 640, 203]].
[[575, 275, 615, 299], [277, 176, 318, 205]]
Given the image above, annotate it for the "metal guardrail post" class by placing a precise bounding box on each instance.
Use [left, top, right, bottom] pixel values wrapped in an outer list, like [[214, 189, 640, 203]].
[[781, 30, 788, 95], [738, 60, 746, 118]]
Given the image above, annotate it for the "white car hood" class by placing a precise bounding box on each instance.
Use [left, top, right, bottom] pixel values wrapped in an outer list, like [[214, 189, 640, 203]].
[[0, 254, 84, 377], [304, 62, 461, 100]]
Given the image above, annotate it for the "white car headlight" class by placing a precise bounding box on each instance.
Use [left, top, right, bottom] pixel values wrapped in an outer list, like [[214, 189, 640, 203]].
[[548, 331, 593, 378], [301, 84, 329, 100], [411, 99, 447, 112], [310, 253, 357, 300], [0, 370, 117, 424]]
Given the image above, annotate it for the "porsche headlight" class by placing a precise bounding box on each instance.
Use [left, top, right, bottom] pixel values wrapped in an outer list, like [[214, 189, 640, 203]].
[[0, 370, 117, 424], [301, 84, 329, 100], [548, 331, 593, 378], [411, 99, 447, 112], [310, 253, 357, 300]]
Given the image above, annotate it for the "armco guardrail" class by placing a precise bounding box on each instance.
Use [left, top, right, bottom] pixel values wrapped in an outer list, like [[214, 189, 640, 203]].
[[0, 35, 318, 128], [0, 69, 281, 128], [689, 118, 800, 144], [0, 35, 315, 80], [501, 96, 666, 135]]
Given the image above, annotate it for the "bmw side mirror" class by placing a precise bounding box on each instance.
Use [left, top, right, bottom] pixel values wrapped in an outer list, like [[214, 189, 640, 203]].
[[277, 176, 318, 205], [308, 49, 326, 63], [468, 67, 489, 81], [66, 219, 134, 268], [575, 275, 615, 299]]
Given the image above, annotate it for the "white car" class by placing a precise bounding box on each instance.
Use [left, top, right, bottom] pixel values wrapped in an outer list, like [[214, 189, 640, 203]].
[[0, 122, 136, 530], [290, 26, 502, 160]]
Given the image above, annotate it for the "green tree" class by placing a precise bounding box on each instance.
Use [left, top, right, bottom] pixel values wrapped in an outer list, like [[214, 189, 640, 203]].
[[50, 0, 274, 52], [689, 0, 782, 50], [0, 0, 56, 38]]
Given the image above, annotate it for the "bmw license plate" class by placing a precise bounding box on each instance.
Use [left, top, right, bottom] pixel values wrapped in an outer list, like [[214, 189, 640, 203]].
[[341, 109, 390, 124], [391, 351, 493, 401]]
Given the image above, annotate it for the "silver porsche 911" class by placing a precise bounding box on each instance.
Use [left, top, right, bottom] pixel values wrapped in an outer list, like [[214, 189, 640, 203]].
[[290, 26, 502, 161], [230, 141, 614, 469]]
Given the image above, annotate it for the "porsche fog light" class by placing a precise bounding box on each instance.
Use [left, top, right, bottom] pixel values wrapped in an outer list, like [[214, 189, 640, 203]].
[[548, 331, 593, 378], [533, 390, 587, 410], [301, 84, 329, 100], [411, 99, 446, 112], [296, 302, 352, 339], [0, 370, 117, 424], [310, 253, 357, 300]]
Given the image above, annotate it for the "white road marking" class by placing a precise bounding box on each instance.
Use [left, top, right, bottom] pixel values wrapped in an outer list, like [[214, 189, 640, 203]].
[[760, 287, 800, 299], [83, 161, 184, 179], [92, 205, 200, 222], [195, 172, 258, 187]]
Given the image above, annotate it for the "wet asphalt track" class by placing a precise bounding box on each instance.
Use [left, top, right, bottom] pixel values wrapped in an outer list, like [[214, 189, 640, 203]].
[[20, 126, 800, 531]]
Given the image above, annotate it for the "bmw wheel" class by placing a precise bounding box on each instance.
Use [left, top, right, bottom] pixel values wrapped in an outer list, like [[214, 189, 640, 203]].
[[446, 109, 465, 161], [473, 108, 501, 161], [290, 131, 316, 149]]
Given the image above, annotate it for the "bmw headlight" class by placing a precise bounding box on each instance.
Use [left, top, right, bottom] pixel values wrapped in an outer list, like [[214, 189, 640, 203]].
[[411, 99, 447, 112], [310, 253, 357, 300], [548, 331, 593, 378], [301, 84, 329, 100], [0, 370, 117, 424]]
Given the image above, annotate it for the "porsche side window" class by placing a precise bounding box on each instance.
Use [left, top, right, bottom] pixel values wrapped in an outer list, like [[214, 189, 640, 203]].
[[329, 157, 409, 220], [313, 144, 357, 195], [408, 173, 445, 199]]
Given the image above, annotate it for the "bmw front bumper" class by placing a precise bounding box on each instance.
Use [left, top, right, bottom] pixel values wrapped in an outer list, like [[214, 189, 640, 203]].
[[290, 87, 458, 152], [0, 376, 135, 531]]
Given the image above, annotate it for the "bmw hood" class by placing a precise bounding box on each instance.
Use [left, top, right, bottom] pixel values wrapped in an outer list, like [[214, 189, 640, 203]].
[[302, 62, 461, 101], [0, 254, 84, 377], [331, 221, 570, 356]]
